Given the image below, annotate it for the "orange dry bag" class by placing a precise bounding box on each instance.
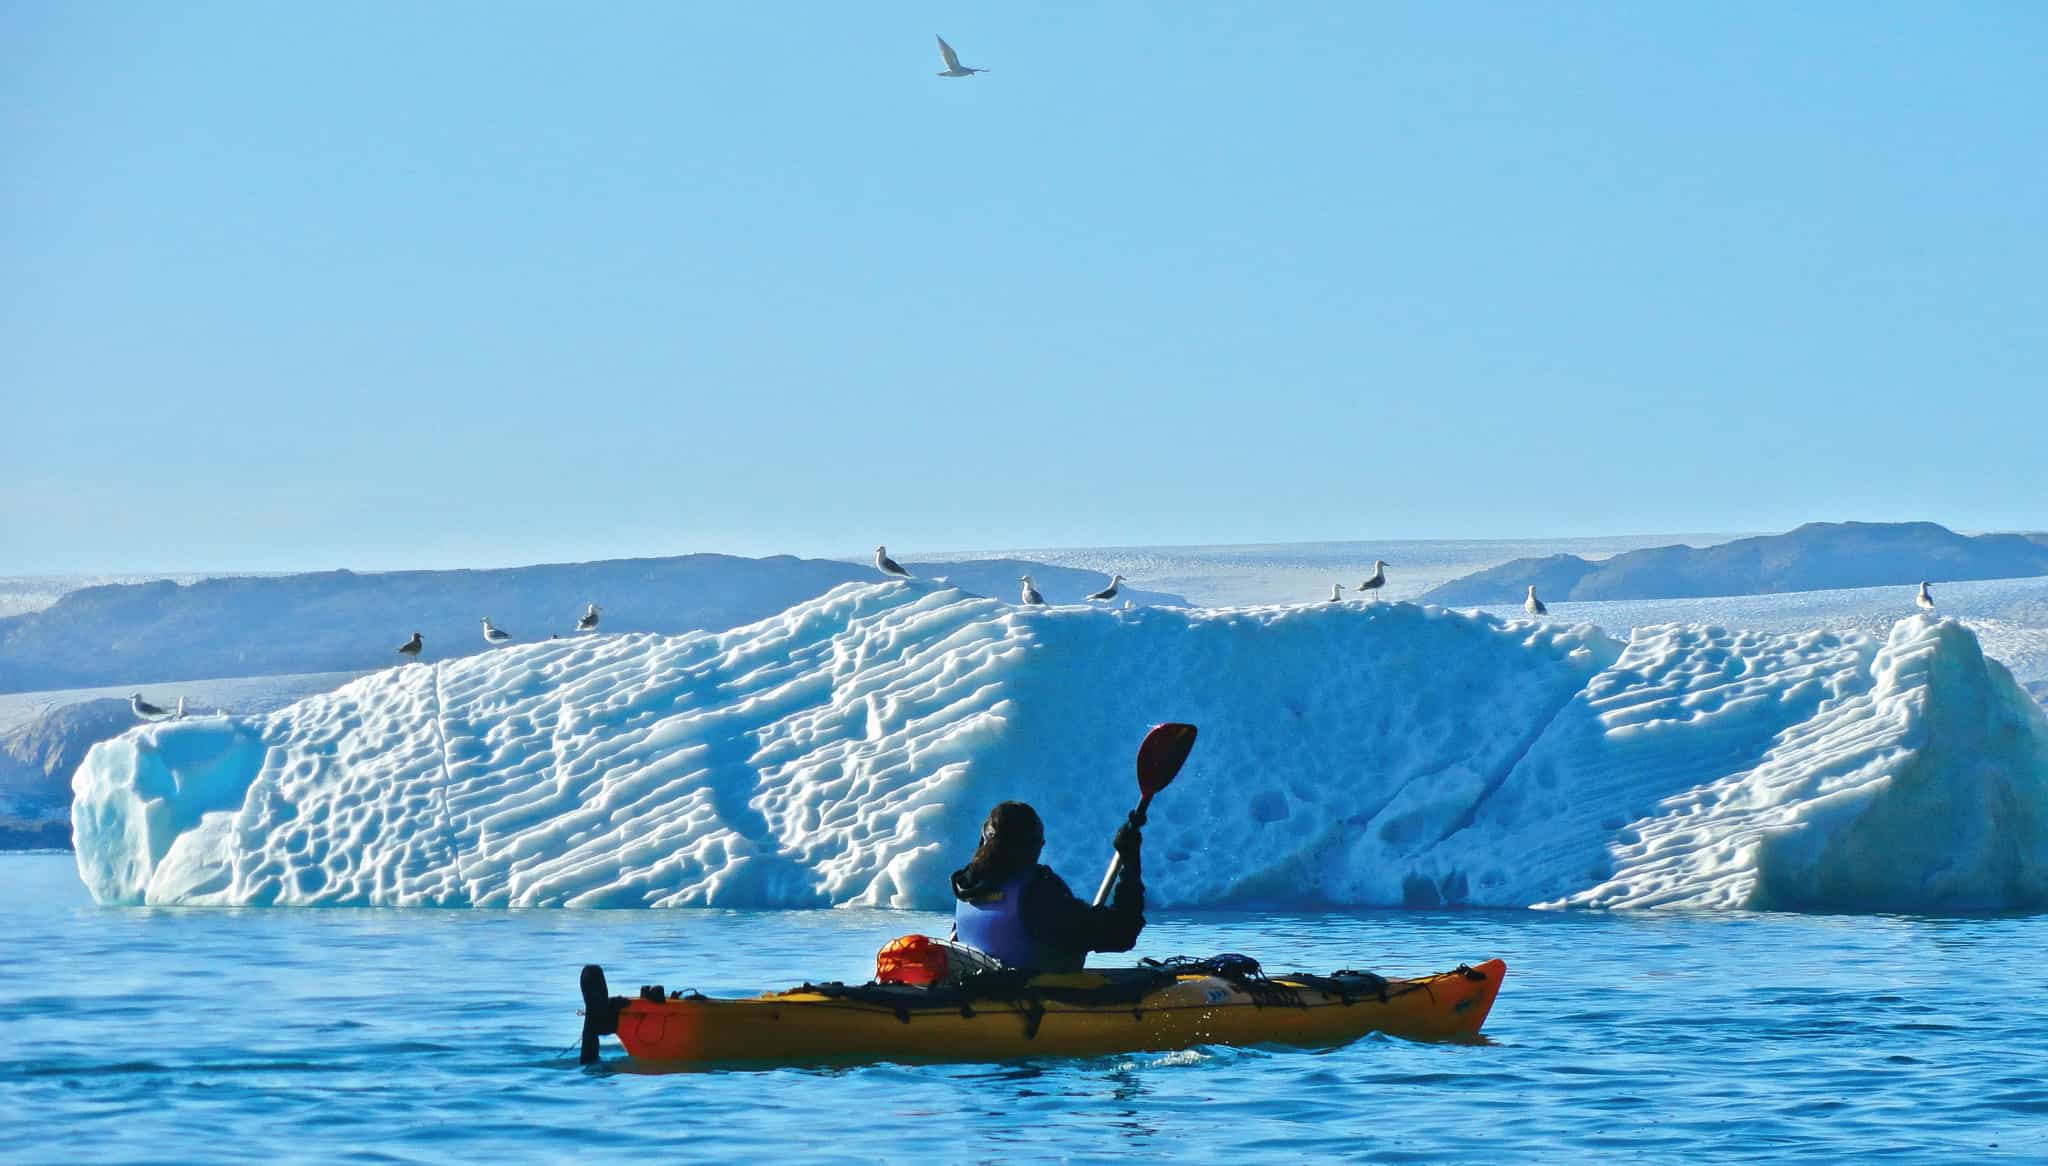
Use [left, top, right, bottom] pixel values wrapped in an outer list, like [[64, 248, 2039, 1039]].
[[875, 934, 950, 985]]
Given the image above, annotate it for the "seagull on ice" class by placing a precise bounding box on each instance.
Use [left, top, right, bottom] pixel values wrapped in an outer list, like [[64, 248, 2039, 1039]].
[[875, 545, 912, 580], [1916, 581, 1935, 612], [934, 35, 986, 77], [130, 693, 183, 722], [577, 603, 601, 632], [1356, 561, 1389, 602], [1020, 575, 1045, 605], [1525, 586, 1547, 616], [1087, 574, 1125, 601], [397, 631, 423, 662], [481, 616, 512, 644], [1327, 583, 1345, 603]]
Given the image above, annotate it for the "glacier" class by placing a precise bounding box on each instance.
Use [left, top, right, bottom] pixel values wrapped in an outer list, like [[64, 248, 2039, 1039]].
[[71, 582, 2048, 912]]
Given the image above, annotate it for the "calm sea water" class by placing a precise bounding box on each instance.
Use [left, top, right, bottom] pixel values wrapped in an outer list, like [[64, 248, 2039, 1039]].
[[4, 854, 2044, 1164]]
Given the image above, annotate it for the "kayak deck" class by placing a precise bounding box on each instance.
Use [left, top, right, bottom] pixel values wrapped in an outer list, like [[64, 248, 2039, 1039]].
[[585, 958, 1506, 1066]]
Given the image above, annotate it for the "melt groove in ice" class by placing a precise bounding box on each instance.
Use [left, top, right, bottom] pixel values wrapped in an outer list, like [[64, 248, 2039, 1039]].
[[71, 583, 2048, 912]]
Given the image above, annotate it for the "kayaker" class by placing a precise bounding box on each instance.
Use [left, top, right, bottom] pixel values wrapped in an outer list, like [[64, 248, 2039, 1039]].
[[950, 801, 1144, 973]]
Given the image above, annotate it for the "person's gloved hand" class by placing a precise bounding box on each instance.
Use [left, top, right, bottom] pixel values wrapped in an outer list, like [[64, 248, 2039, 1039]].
[[1113, 815, 1143, 862]]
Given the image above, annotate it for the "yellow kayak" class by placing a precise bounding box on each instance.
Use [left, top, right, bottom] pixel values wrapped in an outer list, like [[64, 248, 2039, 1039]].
[[579, 957, 1506, 1066]]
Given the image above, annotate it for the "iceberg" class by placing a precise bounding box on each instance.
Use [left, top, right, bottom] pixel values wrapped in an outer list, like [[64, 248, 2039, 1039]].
[[71, 583, 2048, 912]]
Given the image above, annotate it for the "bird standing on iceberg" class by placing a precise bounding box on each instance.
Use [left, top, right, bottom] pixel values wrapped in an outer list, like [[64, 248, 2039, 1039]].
[[1916, 581, 1935, 611], [1327, 583, 1345, 603], [875, 545, 912, 580], [1020, 575, 1045, 605], [397, 631, 423, 662], [1525, 586, 1547, 616], [130, 693, 182, 722], [1357, 561, 1389, 602], [577, 604, 602, 632], [481, 617, 512, 644], [1087, 574, 1125, 601], [934, 35, 986, 77]]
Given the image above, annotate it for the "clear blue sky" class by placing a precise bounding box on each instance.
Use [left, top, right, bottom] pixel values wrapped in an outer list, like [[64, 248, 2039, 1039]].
[[4, 3, 2043, 574]]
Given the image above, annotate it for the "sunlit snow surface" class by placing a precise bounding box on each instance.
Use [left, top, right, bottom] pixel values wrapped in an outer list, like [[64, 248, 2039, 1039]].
[[73, 582, 2048, 912], [1473, 574, 2048, 694]]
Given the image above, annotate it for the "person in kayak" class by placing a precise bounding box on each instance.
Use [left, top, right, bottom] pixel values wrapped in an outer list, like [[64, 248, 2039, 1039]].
[[951, 800, 1144, 973]]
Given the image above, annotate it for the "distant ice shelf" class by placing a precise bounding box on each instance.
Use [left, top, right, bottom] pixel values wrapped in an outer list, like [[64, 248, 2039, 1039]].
[[71, 583, 2048, 913]]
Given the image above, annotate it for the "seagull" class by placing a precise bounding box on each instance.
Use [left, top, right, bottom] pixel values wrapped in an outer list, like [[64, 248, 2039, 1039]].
[[1327, 583, 1345, 603], [397, 631, 423, 662], [875, 545, 912, 579], [130, 693, 179, 722], [1087, 574, 1125, 601], [577, 603, 601, 632], [935, 35, 986, 77], [1525, 586, 1547, 616], [481, 616, 512, 644], [1357, 560, 1389, 602], [1020, 574, 1045, 605], [1916, 581, 1935, 612]]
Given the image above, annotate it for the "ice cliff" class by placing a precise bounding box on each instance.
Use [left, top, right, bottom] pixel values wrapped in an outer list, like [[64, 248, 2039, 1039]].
[[71, 583, 2048, 912]]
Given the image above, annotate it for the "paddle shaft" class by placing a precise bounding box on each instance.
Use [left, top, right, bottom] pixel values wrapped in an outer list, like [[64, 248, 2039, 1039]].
[[1091, 791, 1154, 907]]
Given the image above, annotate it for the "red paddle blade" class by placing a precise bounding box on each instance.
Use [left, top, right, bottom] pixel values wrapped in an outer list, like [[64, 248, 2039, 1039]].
[[1135, 723, 1198, 797]]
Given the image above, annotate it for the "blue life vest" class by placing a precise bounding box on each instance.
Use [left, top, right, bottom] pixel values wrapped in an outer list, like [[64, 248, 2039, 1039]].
[[953, 869, 1039, 969]]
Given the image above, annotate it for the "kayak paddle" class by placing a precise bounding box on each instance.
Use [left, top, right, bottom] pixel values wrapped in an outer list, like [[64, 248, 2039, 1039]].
[[1092, 722, 1198, 907]]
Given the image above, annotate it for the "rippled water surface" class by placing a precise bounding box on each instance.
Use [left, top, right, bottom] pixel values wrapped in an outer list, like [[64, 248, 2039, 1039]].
[[5, 854, 2044, 1164]]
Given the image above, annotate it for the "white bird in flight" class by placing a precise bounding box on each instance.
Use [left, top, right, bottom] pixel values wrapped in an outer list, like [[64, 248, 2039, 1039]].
[[577, 604, 602, 632], [1357, 561, 1389, 602], [397, 631, 423, 662], [481, 616, 512, 644], [935, 35, 986, 77], [875, 545, 911, 579], [1916, 581, 1935, 612], [1087, 574, 1125, 601], [1525, 586, 1547, 617], [1020, 574, 1045, 605]]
